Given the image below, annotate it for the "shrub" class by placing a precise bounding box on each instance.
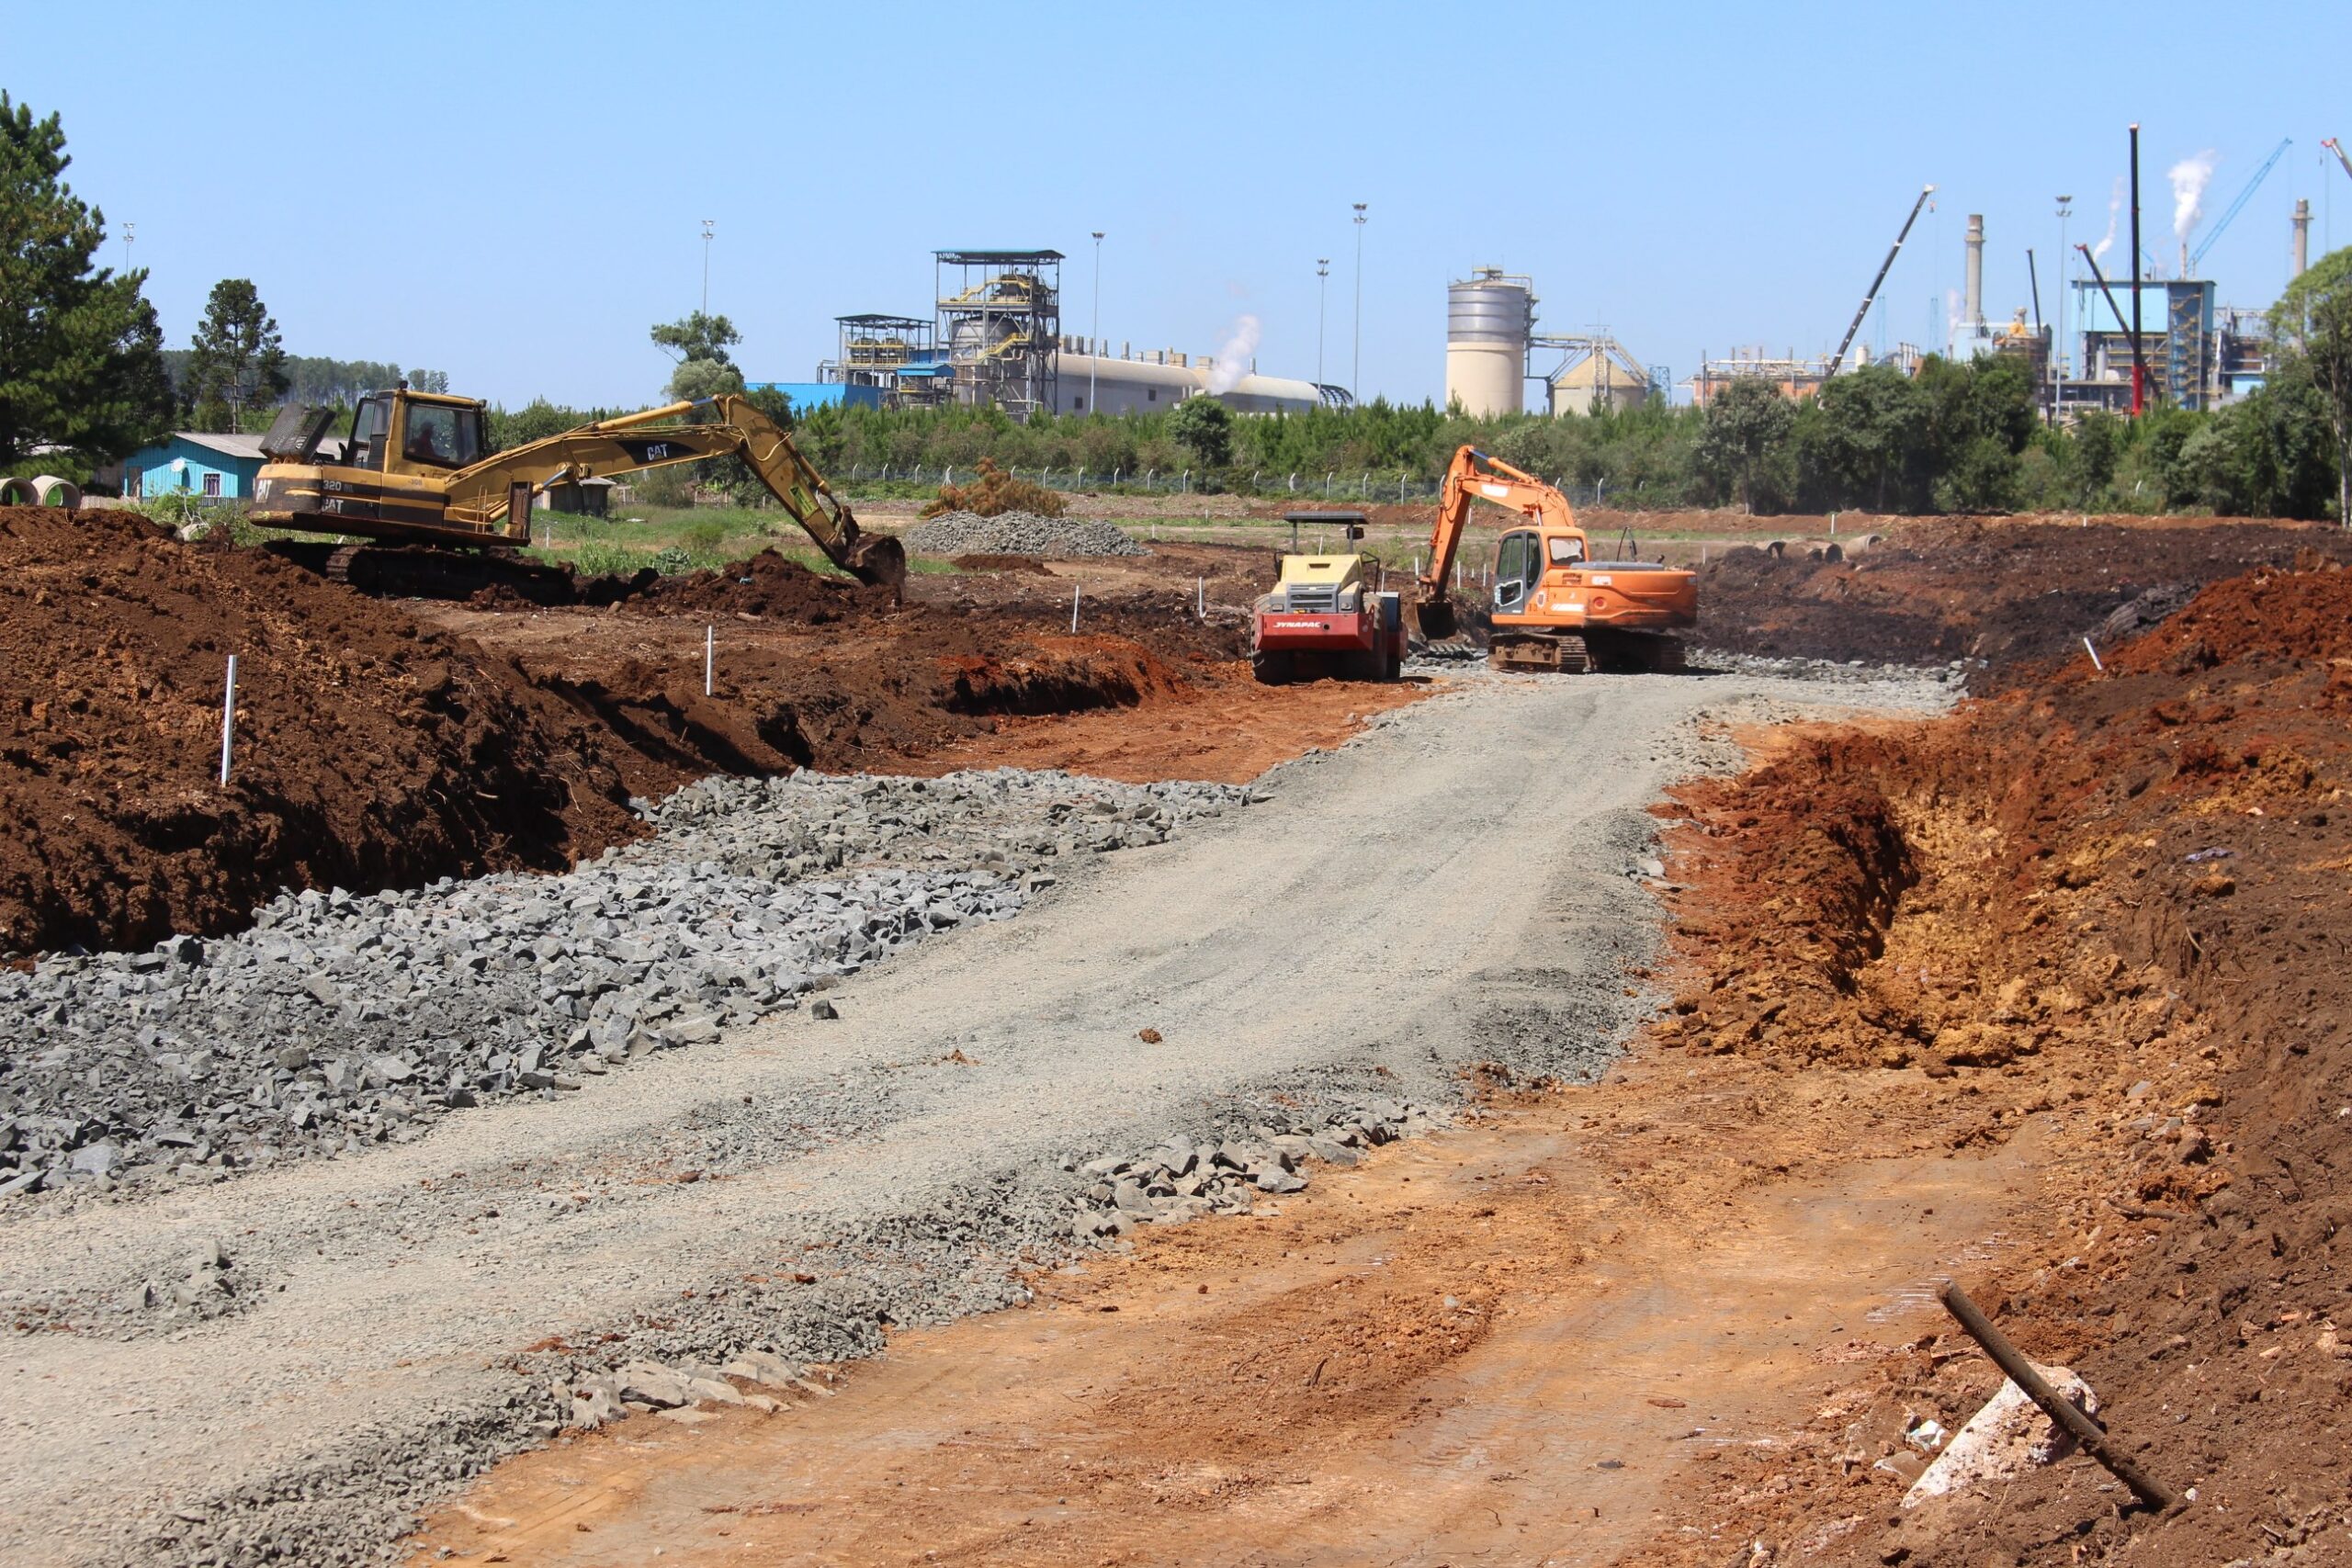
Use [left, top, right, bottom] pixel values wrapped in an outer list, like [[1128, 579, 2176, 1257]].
[[919, 457, 1065, 519]]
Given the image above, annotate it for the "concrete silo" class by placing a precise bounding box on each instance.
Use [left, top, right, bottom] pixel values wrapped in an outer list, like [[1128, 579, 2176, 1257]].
[[1445, 269, 1531, 417]]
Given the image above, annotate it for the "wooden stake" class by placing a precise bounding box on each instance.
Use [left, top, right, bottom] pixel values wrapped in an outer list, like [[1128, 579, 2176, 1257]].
[[1938, 1280, 2183, 1514]]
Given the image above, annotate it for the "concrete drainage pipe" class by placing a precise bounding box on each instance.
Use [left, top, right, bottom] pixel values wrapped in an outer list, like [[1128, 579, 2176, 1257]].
[[30, 475, 84, 510]]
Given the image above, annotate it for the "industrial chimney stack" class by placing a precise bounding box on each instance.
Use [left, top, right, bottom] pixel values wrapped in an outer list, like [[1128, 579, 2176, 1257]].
[[2293, 198, 2312, 278], [1964, 214, 1984, 325]]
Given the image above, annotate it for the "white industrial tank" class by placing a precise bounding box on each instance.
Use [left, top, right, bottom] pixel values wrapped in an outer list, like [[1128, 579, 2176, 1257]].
[[1445, 269, 1531, 417]]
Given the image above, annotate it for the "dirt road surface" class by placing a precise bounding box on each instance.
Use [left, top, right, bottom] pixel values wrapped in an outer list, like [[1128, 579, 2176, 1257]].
[[0, 670, 1946, 1567], [413, 1063, 2031, 1567]]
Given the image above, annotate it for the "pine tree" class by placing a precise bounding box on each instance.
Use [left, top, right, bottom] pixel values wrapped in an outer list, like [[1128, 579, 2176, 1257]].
[[0, 93, 174, 472], [187, 279, 288, 433]]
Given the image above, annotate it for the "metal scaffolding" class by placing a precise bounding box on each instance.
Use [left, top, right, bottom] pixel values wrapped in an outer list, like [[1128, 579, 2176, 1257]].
[[935, 250, 1063, 420]]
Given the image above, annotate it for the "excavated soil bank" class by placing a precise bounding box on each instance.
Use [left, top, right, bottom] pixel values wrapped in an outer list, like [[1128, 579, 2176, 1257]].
[[0, 506, 645, 956], [1634, 563, 2352, 1564], [1696, 517, 2352, 681], [0, 522, 1266, 954]]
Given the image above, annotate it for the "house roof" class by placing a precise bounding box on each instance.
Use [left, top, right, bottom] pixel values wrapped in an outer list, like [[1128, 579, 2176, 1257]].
[[153, 431, 347, 462], [176, 431, 268, 459]]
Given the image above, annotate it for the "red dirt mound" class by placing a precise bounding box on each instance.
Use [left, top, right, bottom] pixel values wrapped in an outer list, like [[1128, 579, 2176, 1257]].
[[629, 549, 898, 623], [0, 507, 644, 955], [1697, 518, 2352, 680], [1638, 566, 2352, 1565]]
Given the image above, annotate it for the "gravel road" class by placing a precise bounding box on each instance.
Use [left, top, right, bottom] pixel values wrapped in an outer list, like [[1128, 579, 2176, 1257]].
[[0, 666, 1950, 1566]]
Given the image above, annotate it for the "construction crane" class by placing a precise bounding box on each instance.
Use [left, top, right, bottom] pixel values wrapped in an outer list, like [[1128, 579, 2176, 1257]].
[[2326, 138, 2352, 186], [2188, 139, 2291, 275], [1826, 185, 1936, 379]]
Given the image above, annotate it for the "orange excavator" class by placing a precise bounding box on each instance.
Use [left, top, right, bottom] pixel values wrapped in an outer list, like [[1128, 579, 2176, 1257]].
[[1413, 446, 1696, 673]]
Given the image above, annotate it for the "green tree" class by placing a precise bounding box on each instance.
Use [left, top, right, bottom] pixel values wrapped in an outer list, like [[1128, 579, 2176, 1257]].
[[1694, 378, 1793, 512], [405, 367, 450, 394], [187, 278, 288, 432], [1797, 365, 1928, 510], [650, 311, 743, 403], [1166, 394, 1234, 468], [0, 93, 173, 473], [2271, 247, 2352, 525]]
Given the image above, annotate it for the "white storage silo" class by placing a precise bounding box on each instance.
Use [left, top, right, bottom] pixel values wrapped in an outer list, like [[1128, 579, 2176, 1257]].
[[1445, 269, 1531, 417]]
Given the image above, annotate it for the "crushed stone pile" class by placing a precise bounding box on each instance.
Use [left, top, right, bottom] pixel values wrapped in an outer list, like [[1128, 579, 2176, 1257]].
[[0, 769, 1250, 1205], [903, 510, 1148, 558]]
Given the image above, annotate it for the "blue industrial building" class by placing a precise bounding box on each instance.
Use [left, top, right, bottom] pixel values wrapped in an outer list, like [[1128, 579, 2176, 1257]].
[[744, 382, 884, 412]]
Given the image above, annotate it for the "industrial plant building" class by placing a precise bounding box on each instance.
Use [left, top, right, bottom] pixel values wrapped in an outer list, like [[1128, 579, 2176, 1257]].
[[1683, 188, 2311, 415], [780, 248, 1346, 418], [1442, 268, 1660, 418]]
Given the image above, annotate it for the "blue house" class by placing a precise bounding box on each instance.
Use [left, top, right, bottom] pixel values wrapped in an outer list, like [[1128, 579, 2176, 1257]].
[[119, 433, 271, 500], [118, 432, 345, 500]]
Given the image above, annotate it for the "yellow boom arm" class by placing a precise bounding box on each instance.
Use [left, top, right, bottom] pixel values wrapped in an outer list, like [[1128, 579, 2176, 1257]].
[[444, 394, 903, 590]]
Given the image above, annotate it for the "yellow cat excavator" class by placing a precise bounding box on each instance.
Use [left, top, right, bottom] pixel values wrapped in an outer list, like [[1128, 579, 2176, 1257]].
[[248, 387, 904, 596]]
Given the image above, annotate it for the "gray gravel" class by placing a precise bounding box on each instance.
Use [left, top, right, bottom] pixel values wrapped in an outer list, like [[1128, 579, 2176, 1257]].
[[903, 509, 1148, 558], [0, 771, 1248, 1211], [0, 666, 1954, 1567]]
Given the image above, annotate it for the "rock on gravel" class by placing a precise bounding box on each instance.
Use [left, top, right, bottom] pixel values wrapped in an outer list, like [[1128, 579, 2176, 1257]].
[[0, 768, 1249, 1209], [903, 510, 1147, 558]]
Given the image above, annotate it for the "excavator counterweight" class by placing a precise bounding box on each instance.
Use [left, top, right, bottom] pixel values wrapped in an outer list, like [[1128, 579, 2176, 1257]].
[[251, 389, 905, 595]]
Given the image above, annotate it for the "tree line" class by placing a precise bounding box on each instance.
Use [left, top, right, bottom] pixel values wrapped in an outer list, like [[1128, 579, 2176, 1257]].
[[6, 87, 2348, 521]]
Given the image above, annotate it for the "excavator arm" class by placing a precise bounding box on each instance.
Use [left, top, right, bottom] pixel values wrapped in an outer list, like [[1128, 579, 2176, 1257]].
[[443, 394, 906, 592], [1413, 446, 1580, 639]]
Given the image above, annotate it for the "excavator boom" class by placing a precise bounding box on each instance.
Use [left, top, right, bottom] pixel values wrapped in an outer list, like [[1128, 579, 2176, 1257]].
[[1413, 446, 1577, 639], [252, 390, 905, 592]]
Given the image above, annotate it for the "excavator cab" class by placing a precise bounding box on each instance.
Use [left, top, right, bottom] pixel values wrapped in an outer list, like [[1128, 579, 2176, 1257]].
[[345, 390, 487, 475]]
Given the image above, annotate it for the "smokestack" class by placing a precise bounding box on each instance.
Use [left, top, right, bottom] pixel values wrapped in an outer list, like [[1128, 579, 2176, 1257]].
[[2129, 122, 2144, 417], [2294, 198, 2312, 277], [1964, 214, 1984, 325]]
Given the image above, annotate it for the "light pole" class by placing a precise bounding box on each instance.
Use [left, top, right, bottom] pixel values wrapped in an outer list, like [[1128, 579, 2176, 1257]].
[[700, 219, 715, 314], [1090, 231, 1104, 414], [122, 220, 134, 276], [1316, 258, 1330, 387], [1351, 204, 1368, 402], [2053, 196, 2071, 423]]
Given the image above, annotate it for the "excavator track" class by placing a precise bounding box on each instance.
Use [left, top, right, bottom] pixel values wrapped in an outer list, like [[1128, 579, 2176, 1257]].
[[266, 540, 580, 604], [1487, 630, 1687, 674], [1489, 633, 1590, 673]]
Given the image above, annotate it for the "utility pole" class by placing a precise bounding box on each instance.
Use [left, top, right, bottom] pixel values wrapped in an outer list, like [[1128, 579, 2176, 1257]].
[[2128, 125, 2144, 416], [1316, 258, 1330, 387], [2053, 195, 2071, 424], [1090, 231, 1104, 413], [1351, 203, 1368, 403], [700, 219, 715, 315]]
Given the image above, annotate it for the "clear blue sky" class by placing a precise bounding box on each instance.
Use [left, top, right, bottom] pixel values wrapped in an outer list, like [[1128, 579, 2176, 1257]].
[[10, 0, 2348, 410]]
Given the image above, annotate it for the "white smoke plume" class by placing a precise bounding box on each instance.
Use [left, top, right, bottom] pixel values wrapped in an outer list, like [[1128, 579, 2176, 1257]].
[[1205, 314, 1261, 396], [1945, 288, 1965, 341], [2091, 176, 2124, 263], [2169, 150, 2219, 242]]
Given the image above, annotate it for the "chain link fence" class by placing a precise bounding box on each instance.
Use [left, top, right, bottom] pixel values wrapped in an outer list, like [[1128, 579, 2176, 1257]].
[[831, 463, 1609, 510]]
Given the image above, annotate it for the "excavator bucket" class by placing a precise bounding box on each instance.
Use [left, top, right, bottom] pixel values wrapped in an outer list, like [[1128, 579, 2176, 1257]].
[[1407, 594, 1458, 646], [843, 532, 909, 597]]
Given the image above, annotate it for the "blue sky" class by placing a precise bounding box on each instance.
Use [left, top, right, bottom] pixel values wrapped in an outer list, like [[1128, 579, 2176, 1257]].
[[9, 0, 2348, 409]]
